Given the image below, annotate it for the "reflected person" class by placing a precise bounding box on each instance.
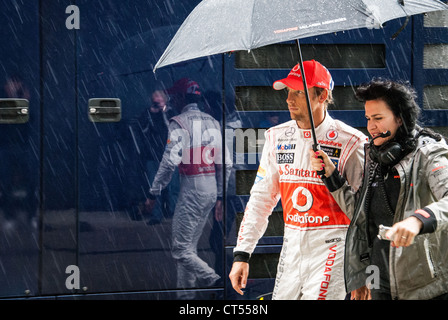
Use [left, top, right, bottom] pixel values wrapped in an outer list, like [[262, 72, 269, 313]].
[[140, 89, 177, 224], [146, 78, 231, 298]]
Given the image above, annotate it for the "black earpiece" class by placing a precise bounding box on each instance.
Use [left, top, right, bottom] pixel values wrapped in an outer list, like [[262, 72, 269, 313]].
[[369, 131, 404, 167]]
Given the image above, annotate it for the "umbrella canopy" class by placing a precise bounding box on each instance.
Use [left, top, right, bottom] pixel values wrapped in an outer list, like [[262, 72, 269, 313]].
[[154, 0, 448, 176], [154, 0, 448, 71]]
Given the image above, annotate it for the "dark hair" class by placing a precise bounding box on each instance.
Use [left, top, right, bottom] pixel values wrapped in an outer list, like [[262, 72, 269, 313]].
[[356, 79, 443, 155], [355, 79, 420, 137]]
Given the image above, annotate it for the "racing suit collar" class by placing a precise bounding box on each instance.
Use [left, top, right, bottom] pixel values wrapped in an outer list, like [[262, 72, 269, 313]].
[[180, 103, 199, 113], [294, 111, 332, 134]]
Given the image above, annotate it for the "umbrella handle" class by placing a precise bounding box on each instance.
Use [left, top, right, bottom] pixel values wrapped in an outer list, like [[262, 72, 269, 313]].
[[313, 144, 326, 177]]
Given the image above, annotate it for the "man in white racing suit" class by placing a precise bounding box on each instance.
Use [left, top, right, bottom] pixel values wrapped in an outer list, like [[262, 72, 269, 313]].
[[229, 60, 367, 300], [147, 78, 232, 297]]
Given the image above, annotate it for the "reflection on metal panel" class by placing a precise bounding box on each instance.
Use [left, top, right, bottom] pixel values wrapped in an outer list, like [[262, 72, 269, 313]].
[[424, 10, 448, 27], [424, 44, 448, 69], [423, 86, 448, 109], [249, 253, 280, 279], [236, 211, 284, 238], [235, 170, 257, 195], [236, 86, 364, 111], [235, 43, 386, 69], [235, 86, 287, 111]]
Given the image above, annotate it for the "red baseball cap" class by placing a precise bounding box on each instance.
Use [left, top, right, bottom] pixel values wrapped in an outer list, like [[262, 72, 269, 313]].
[[273, 60, 334, 91], [166, 78, 201, 95]]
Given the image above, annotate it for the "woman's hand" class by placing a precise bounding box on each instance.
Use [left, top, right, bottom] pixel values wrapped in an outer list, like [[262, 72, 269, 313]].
[[385, 216, 423, 247], [309, 149, 335, 178]]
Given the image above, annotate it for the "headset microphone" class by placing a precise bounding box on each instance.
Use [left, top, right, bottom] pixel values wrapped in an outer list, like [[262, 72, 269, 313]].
[[370, 131, 391, 144]]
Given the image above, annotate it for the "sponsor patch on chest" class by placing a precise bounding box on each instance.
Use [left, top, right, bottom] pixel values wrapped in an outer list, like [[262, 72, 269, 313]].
[[276, 153, 295, 164]]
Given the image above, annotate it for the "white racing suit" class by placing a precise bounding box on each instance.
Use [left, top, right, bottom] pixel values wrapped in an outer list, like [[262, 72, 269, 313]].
[[150, 103, 231, 294], [234, 114, 367, 300]]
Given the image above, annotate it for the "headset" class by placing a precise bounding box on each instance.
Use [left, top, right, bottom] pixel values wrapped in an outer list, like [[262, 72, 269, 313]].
[[369, 131, 405, 167]]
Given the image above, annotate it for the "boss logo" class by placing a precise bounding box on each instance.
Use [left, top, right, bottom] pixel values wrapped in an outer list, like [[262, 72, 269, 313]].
[[276, 153, 295, 164]]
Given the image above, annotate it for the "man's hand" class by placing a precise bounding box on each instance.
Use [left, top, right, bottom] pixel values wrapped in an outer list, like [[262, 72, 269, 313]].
[[229, 262, 249, 295], [351, 286, 371, 300], [215, 199, 223, 222], [145, 198, 156, 214]]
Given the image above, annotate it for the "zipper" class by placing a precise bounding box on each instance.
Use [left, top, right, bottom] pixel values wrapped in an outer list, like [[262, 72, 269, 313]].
[[424, 238, 437, 278], [344, 149, 369, 294], [390, 162, 408, 300], [364, 162, 378, 248], [390, 246, 398, 300]]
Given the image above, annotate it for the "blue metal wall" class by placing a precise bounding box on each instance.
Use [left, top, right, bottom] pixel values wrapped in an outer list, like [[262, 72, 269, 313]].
[[0, 0, 446, 300]]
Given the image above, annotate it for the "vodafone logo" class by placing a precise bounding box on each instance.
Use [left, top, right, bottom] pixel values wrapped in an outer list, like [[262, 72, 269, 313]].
[[286, 186, 332, 226], [326, 130, 338, 140], [292, 186, 313, 212], [288, 64, 302, 78], [304, 130, 311, 139]]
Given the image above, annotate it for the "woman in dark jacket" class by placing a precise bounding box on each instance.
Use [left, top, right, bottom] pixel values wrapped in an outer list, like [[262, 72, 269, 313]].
[[311, 79, 448, 300]]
